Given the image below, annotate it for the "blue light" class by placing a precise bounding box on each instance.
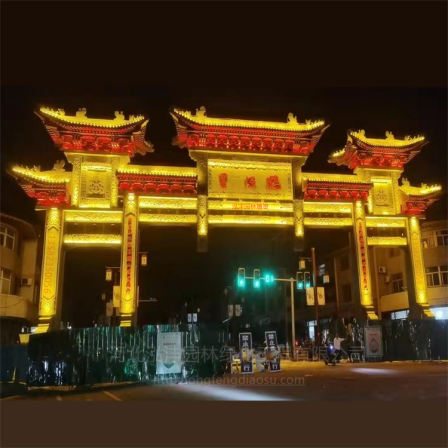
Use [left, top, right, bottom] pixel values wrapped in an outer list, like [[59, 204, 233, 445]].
[[305, 282, 311, 288], [297, 281, 304, 290], [239, 280, 245, 287], [254, 281, 260, 288]]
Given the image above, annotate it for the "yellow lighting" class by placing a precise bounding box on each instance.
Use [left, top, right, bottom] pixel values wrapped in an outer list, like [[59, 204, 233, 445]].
[[400, 183, 442, 196], [139, 214, 197, 224], [64, 210, 123, 223], [117, 165, 197, 177], [304, 217, 353, 227], [350, 130, 425, 147], [139, 197, 197, 209], [408, 217, 428, 304], [39, 107, 146, 128], [371, 178, 392, 184], [367, 237, 407, 246], [173, 108, 325, 132], [63, 234, 122, 245], [12, 166, 71, 183], [365, 217, 407, 228], [303, 202, 353, 214], [208, 200, 293, 212], [208, 215, 293, 225]]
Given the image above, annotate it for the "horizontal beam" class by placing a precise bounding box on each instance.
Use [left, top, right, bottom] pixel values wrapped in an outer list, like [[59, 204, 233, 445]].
[[304, 217, 353, 227], [365, 216, 407, 228], [367, 236, 408, 246], [63, 234, 122, 245], [209, 215, 293, 226], [64, 210, 123, 223], [208, 200, 293, 212], [303, 202, 353, 214], [139, 197, 197, 210], [139, 213, 197, 224]]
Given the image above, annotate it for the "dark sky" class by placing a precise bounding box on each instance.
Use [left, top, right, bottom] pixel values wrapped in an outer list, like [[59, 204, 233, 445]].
[[1, 88, 447, 326]]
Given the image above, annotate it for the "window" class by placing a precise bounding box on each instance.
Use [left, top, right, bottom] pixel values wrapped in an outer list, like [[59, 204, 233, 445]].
[[430, 307, 448, 320], [388, 248, 400, 258], [391, 310, 409, 320], [341, 284, 352, 303], [441, 266, 448, 286], [436, 230, 448, 247], [422, 236, 435, 248], [391, 273, 404, 293], [426, 266, 448, 287], [0, 268, 12, 295], [426, 266, 441, 287], [340, 255, 349, 271], [0, 225, 15, 250]]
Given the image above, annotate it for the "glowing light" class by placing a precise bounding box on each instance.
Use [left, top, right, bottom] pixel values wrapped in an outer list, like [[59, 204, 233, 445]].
[[39, 107, 146, 128], [63, 234, 122, 245], [209, 215, 293, 226], [173, 108, 325, 132], [117, 165, 197, 177], [303, 202, 353, 214], [12, 166, 71, 183], [365, 217, 407, 228], [208, 200, 293, 212], [367, 237, 407, 246], [350, 130, 425, 148], [139, 213, 197, 224], [139, 197, 197, 209], [64, 210, 123, 223], [303, 217, 353, 227]]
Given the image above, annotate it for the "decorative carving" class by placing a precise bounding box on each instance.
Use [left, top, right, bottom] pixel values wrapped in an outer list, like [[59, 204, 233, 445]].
[[197, 195, 208, 236], [88, 177, 105, 195], [53, 160, 65, 171], [63, 234, 122, 244], [139, 197, 197, 210], [266, 175, 281, 190], [304, 217, 353, 227], [365, 217, 406, 228], [139, 214, 197, 224], [408, 217, 428, 305], [208, 215, 293, 225], [293, 200, 304, 237], [367, 237, 407, 246], [303, 202, 352, 214], [64, 211, 123, 223]]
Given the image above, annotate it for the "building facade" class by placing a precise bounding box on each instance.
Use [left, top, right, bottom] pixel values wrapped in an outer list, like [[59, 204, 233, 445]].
[[10, 107, 443, 333], [314, 219, 448, 328], [0, 213, 41, 345]]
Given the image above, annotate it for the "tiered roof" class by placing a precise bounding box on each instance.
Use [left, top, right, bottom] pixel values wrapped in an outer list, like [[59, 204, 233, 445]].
[[36, 107, 154, 156], [329, 130, 427, 169], [170, 107, 328, 155]]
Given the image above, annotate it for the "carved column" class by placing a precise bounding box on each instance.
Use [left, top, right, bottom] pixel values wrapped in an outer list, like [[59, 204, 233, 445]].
[[120, 192, 139, 326], [194, 152, 208, 252], [291, 159, 305, 252], [353, 201, 378, 319], [36, 208, 63, 333], [406, 216, 434, 318]]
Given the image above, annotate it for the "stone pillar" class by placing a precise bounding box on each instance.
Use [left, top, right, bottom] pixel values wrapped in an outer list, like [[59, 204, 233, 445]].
[[292, 159, 305, 252], [120, 192, 139, 326], [195, 153, 208, 252], [36, 208, 63, 333], [353, 201, 378, 320], [406, 216, 434, 318]]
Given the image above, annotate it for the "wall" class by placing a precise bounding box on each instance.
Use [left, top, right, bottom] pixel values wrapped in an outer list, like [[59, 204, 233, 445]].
[[18, 239, 38, 302]]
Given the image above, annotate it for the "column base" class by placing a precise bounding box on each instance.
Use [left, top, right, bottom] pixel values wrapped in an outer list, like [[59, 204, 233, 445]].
[[120, 314, 133, 327], [35, 317, 52, 333], [352, 305, 379, 321], [408, 303, 434, 319]]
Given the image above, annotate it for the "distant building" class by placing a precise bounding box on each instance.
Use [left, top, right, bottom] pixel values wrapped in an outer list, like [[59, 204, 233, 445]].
[[306, 220, 448, 339], [0, 213, 41, 345]]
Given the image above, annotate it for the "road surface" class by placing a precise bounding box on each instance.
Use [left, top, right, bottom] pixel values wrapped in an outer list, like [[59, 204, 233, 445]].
[[3, 361, 447, 401]]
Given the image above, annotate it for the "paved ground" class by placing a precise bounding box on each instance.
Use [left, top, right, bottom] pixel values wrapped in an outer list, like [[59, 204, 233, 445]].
[[2, 361, 447, 401]]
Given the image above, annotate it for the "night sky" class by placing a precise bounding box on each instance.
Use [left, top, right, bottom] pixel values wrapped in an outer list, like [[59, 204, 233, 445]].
[[1, 88, 446, 326]]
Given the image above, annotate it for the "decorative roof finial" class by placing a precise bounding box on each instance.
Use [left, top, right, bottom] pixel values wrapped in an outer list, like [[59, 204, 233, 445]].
[[196, 106, 206, 117], [402, 178, 410, 187], [76, 108, 87, 118], [287, 113, 298, 125], [385, 131, 394, 140], [53, 160, 66, 171]]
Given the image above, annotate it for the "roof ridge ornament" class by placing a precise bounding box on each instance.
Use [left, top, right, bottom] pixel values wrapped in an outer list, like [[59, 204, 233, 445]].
[[287, 113, 298, 125], [76, 108, 87, 118], [195, 106, 206, 117], [385, 131, 395, 140]]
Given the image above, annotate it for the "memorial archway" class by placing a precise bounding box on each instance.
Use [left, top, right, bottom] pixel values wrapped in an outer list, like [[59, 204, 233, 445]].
[[11, 106, 442, 332]]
